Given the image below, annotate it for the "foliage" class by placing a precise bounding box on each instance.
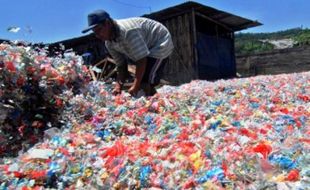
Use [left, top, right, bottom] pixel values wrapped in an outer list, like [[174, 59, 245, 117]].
[[235, 27, 310, 55], [293, 29, 310, 45], [235, 40, 273, 55]]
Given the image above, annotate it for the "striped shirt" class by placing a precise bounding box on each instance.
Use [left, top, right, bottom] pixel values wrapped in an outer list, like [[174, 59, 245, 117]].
[[105, 17, 174, 67]]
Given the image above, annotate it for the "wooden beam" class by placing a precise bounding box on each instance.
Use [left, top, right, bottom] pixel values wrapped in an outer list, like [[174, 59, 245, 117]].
[[106, 57, 116, 64], [94, 58, 107, 67], [191, 8, 199, 79], [195, 12, 233, 32], [89, 67, 97, 81], [103, 68, 117, 81], [146, 10, 191, 22]]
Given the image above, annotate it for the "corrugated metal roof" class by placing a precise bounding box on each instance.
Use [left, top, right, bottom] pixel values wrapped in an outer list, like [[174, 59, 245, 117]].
[[144, 1, 262, 32]]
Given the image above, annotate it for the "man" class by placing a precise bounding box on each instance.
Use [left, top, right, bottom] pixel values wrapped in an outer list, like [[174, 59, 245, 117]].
[[82, 10, 174, 96]]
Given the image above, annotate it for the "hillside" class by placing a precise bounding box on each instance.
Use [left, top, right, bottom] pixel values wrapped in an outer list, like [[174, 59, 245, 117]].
[[235, 28, 310, 55], [236, 45, 310, 77]]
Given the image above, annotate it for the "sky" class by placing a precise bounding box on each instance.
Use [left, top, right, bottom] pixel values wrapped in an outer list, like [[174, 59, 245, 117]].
[[0, 0, 309, 43]]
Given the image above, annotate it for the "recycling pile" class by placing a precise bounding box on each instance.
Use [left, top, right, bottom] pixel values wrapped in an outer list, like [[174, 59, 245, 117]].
[[0, 43, 309, 189], [0, 43, 90, 157]]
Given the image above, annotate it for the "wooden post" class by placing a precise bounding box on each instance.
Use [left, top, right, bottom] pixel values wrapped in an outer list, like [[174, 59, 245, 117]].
[[89, 67, 97, 81], [191, 8, 198, 79]]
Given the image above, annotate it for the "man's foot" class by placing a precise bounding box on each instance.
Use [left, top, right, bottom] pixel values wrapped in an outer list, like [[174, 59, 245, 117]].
[[141, 83, 157, 96]]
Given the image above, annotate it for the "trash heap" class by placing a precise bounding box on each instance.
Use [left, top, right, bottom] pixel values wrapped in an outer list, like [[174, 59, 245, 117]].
[[0, 43, 309, 189], [0, 43, 90, 157]]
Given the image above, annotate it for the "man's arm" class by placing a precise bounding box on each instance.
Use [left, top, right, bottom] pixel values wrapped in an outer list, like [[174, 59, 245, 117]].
[[113, 63, 127, 95], [105, 43, 127, 95]]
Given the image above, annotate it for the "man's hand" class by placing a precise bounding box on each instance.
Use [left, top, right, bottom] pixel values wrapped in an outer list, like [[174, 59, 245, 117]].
[[112, 82, 122, 95], [128, 83, 140, 96], [128, 57, 147, 96]]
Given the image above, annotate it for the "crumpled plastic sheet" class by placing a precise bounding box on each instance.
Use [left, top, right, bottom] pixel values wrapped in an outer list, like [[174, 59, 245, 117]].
[[0, 43, 309, 189], [0, 42, 90, 157]]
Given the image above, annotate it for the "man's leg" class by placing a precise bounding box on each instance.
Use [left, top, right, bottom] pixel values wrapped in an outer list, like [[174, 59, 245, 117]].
[[141, 57, 167, 96]]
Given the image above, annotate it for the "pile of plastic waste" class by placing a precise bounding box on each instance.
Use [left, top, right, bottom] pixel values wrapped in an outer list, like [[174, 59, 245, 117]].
[[0, 42, 90, 157], [0, 43, 309, 189]]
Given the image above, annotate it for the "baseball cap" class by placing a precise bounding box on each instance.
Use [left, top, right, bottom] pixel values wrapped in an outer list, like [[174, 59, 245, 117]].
[[82, 10, 110, 33]]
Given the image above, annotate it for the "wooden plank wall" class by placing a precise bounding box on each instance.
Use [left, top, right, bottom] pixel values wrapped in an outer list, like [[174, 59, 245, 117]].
[[162, 13, 196, 85]]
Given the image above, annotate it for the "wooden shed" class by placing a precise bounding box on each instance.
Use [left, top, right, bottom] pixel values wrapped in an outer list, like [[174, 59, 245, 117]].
[[144, 1, 261, 83], [49, 1, 261, 84], [48, 34, 107, 64]]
